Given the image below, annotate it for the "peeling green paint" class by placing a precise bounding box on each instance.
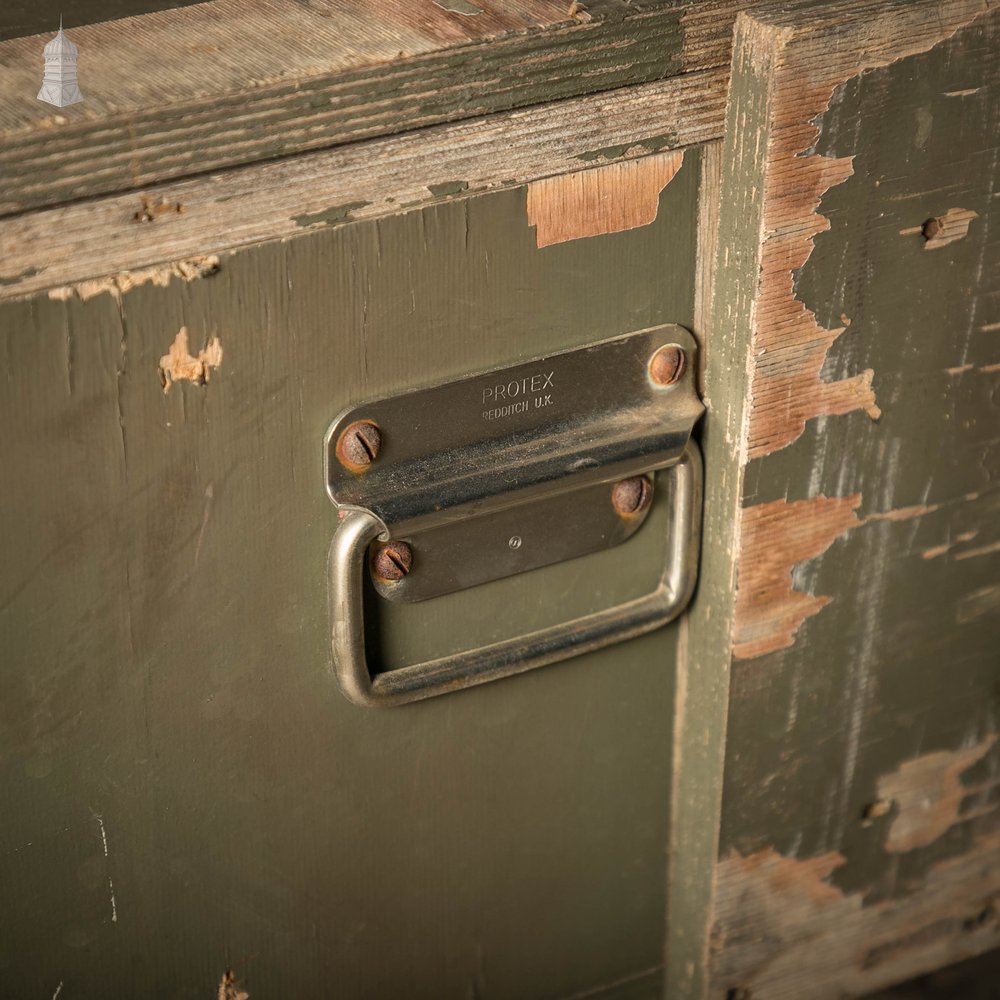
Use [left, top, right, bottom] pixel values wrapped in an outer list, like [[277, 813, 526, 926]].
[[0, 267, 41, 286], [292, 201, 371, 227], [576, 133, 677, 163], [427, 180, 469, 197]]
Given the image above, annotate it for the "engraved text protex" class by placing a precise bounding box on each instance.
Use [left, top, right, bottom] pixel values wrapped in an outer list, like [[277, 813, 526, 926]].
[[482, 371, 555, 421]]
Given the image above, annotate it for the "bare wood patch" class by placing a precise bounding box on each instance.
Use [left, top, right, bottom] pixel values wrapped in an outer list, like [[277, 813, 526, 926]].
[[923, 208, 979, 248], [159, 328, 223, 394], [712, 834, 1000, 999], [922, 529, 979, 560], [218, 969, 248, 1000], [47, 256, 220, 304], [865, 503, 942, 523], [733, 495, 952, 659], [877, 735, 999, 853], [526, 151, 684, 248], [745, 138, 880, 460], [733, 495, 862, 660]]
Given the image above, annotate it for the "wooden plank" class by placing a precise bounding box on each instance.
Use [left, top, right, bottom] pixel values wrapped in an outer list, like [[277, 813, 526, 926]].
[[0, 67, 727, 299], [698, 0, 1000, 996], [0, 0, 747, 217], [663, 138, 734, 1000]]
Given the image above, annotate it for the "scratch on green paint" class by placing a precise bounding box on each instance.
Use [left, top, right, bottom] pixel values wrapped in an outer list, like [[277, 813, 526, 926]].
[[576, 133, 677, 163], [0, 266, 41, 286], [427, 181, 469, 197], [293, 202, 370, 227]]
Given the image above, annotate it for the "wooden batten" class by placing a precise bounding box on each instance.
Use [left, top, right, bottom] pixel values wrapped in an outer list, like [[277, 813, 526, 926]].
[[0, 70, 727, 299], [0, 0, 752, 217]]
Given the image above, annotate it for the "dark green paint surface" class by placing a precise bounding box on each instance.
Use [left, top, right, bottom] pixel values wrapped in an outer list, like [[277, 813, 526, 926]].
[[868, 949, 1000, 999], [0, 161, 699, 997], [719, 12, 1000, 893]]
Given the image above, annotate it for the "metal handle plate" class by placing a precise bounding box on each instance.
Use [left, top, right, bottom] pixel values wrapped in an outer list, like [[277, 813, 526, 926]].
[[329, 442, 701, 707]]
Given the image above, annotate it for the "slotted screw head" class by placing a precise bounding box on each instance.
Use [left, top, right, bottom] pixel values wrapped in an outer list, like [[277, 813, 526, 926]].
[[336, 420, 382, 471], [372, 540, 413, 583], [612, 475, 653, 517], [648, 344, 686, 386]]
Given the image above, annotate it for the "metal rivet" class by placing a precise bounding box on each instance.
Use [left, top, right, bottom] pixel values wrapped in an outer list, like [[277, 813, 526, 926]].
[[337, 420, 382, 471], [611, 476, 653, 517], [372, 540, 413, 583], [648, 344, 686, 386]]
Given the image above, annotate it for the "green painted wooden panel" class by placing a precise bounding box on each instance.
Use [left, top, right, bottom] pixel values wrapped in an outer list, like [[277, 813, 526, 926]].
[[700, 3, 1000, 996], [723, 13, 1000, 868], [722, 12, 1000, 874], [0, 160, 700, 997]]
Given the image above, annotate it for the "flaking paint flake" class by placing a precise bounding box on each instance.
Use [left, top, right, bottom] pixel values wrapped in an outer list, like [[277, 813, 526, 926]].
[[877, 734, 999, 853]]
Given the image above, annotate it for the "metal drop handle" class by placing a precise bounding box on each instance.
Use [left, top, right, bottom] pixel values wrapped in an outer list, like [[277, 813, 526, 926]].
[[328, 441, 702, 707]]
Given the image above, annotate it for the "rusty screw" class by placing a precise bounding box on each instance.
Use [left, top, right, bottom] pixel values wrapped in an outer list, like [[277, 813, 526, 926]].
[[648, 344, 686, 386], [336, 419, 381, 471], [612, 475, 653, 517], [372, 540, 413, 583]]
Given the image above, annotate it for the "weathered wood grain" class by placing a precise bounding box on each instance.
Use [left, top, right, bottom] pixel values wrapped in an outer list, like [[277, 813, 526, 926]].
[[0, 0, 748, 216], [0, 68, 727, 299], [698, 0, 1000, 995]]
